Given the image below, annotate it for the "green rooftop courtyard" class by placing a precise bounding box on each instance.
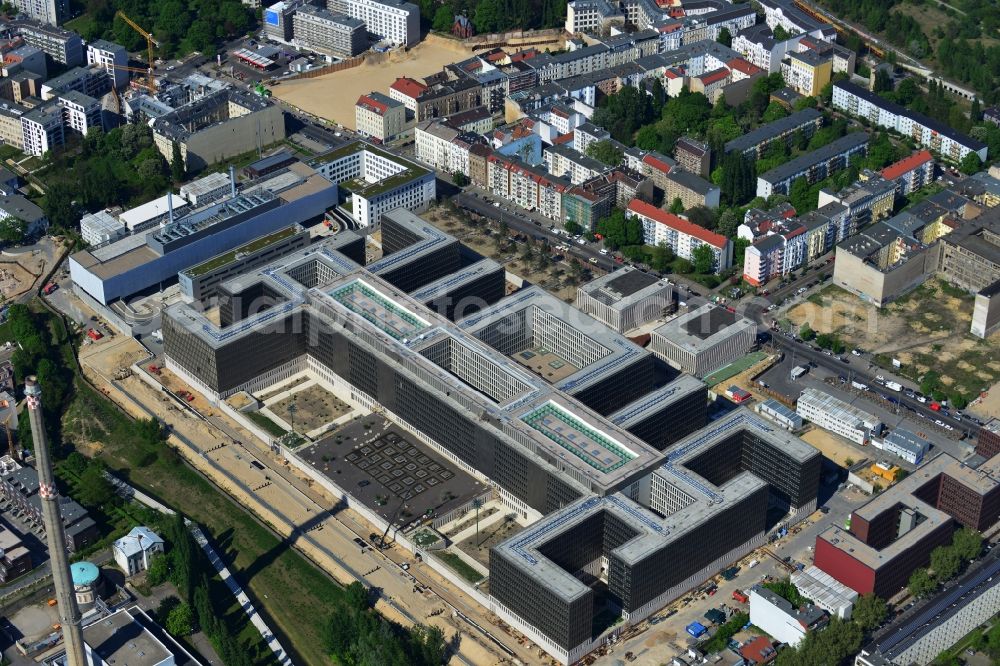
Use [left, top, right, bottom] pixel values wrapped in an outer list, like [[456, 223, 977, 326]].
[[329, 280, 429, 340], [184, 226, 300, 277], [521, 402, 635, 474], [340, 165, 429, 199]]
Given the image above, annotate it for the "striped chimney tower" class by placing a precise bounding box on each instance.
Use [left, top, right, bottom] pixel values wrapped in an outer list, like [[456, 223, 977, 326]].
[[24, 376, 87, 666]]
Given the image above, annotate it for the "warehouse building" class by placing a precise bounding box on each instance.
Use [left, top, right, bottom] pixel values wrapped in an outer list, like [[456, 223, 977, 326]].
[[575, 267, 673, 333], [649, 304, 757, 377], [796, 388, 882, 445], [814, 452, 1000, 598], [756, 398, 802, 430]]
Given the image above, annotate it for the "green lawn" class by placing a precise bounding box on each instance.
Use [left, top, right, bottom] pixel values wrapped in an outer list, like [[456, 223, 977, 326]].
[[247, 411, 287, 437], [702, 351, 769, 387], [435, 551, 484, 584]]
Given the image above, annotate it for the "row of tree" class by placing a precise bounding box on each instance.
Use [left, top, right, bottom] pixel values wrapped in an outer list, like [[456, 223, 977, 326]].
[[908, 528, 983, 598], [420, 0, 565, 34]]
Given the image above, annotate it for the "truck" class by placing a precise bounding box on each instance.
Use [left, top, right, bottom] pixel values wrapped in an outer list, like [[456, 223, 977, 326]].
[[42, 283, 57, 295], [851, 380, 869, 391], [686, 622, 707, 638], [732, 590, 749, 604], [790, 365, 808, 380], [884, 381, 902, 392], [86, 329, 103, 341]]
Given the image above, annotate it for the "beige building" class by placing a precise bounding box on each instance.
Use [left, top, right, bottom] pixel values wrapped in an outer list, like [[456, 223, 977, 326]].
[[355, 92, 407, 142], [663, 170, 721, 210], [673, 137, 710, 179], [833, 222, 932, 307], [0, 104, 26, 150], [151, 89, 285, 172]]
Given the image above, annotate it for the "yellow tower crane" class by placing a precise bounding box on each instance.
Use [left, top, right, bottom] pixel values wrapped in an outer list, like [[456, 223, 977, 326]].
[[115, 10, 160, 93]]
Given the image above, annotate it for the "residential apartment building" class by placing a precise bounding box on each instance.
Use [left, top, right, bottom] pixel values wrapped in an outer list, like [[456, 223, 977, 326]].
[[688, 66, 730, 103], [0, 104, 25, 150], [674, 136, 710, 178], [415, 118, 485, 175], [724, 108, 823, 158], [796, 388, 882, 445], [757, 132, 870, 198], [732, 23, 803, 73], [780, 50, 832, 97], [488, 153, 570, 220], [327, 0, 419, 47], [85, 39, 127, 89], [356, 92, 407, 142], [743, 223, 807, 286], [58, 90, 102, 135], [881, 150, 934, 196], [817, 171, 896, 231], [663, 169, 720, 210], [291, 6, 368, 57], [544, 143, 611, 185], [20, 101, 62, 155], [627, 198, 732, 272], [15, 19, 82, 64], [11, 0, 69, 29], [388, 76, 426, 113], [757, 0, 836, 41], [565, 0, 624, 35], [832, 81, 988, 163]]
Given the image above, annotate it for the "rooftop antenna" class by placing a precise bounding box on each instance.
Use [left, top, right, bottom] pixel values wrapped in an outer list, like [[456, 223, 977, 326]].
[[229, 164, 236, 198]]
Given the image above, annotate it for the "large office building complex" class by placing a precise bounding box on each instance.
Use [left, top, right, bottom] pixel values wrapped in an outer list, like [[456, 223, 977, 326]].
[[575, 267, 673, 333], [160, 213, 820, 665], [815, 452, 1000, 598], [310, 141, 435, 227], [291, 6, 368, 57], [649, 304, 757, 377]]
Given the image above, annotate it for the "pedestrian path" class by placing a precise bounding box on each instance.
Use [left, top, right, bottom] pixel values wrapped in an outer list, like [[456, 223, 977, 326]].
[[188, 522, 294, 666]]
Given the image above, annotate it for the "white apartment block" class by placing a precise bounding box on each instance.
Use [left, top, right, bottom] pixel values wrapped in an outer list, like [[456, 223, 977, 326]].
[[59, 91, 102, 135], [544, 144, 610, 185], [733, 28, 803, 73], [529, 45, 610, 83], [12, 0, 68, 27], [20, 102, 63, 156], [414, 119, 469, 174], [627, 198, 732, 272], [487, 154, 569, 221], [85, 39, 128, 89], [565, 0, 623, 34], [311, 142, 435, 227], [757, 0, 835, 41], [832, 81, 988, 163], [327, 0, 419, 47], [796, 388, 883, 445]]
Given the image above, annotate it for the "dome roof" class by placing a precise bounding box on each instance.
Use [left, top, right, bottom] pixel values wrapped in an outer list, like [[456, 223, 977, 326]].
[[71, 561, 100, 586]]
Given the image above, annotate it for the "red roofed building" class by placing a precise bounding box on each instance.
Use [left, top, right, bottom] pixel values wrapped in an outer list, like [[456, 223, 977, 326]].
[[355, 91, 406, 142], [881, 150, 934, 196], [689, 67, 730, 102], [627, 198, 733, 272], [389, 77, 427, 112], [487, 153, 570, 221], [740, 637, 778, 665], [640, 152, 676, 189], [727, 57, 763, 81]]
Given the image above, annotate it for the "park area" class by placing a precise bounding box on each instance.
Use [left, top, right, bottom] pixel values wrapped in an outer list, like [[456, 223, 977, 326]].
[[273, 36, 474, 128], [785, 282, 1000, 414]]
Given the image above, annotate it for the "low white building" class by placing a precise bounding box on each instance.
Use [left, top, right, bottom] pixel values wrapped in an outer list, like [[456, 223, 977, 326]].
[[80, 210, 125, 247], [119, 193, 189, 233], [879, 428, 931, 465], [796, 388, 883, 445], [790, 566, 858, 620], [756, 399, 802, 430], [113, 526, 165, 576], [749, 586, 828, 647]]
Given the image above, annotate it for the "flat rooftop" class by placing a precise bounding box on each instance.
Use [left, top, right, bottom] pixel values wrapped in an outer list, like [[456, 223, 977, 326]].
[[682, 306, 736, 340], [521, 401, 636, 473], [580, 266, 670, 308], [609, 374, 706, 428], [653, 304, 756, 352], [82, 608, 174, 666], [327, 279, 430, 341], [183, 225, 302, 277]]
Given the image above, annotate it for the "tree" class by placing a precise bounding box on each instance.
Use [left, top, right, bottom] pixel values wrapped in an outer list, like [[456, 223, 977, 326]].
[[773, 25, 790, 41], [146, 553, 171, 586], [950, 528, 982, 561], [719, 152, 755, 206], [873, 68, 893, 93], [43, 182, 77, 232], [716, 208, 742, 238], [433, 4, 454, 32], [77, 461, 115, 508], [959, 151, 982, 175], [733, 237, 750, 269], [852, 594, 887, 632], [692, 244, 715, 274], [686, 206, 717, 230], [762, 101, 789, 123], [165, 602, 194, 637], [0, 216, 26, 245], [930, 545, 962, 581], [171, 141, 185, 182], [717, 27, 732, 47], [669, 197, 684, 214], [908, 568, 936, 598], [585, 139, 624, 166], [564, 220, 583, 235], [452, 171, 469, 186], [799, 323, 816, 340]]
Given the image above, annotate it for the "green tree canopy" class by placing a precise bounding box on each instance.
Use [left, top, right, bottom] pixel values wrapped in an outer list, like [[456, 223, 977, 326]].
[[908, 568, 936, 598], [0, 215, 27, 245], [692, 244, 715, 274], [852, 594, 888, 632], [585, 140, 624, 166], [165, 602, 194, 637]]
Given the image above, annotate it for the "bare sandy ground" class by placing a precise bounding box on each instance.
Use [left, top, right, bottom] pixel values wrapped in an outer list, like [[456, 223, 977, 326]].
[[273, 36, 474, 128]]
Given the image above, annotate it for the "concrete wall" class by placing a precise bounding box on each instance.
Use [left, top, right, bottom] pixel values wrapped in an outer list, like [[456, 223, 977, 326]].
[[833, 246, 931, 307], [155, 105, 286, 172]]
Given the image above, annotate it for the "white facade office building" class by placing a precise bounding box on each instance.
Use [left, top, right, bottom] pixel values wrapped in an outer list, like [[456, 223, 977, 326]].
[[327, 0, 419, 47], [576, 267, 673, 333], [85, 39, 128, 89], [80, 210, 126, 247], [796, 388, 883, 445]]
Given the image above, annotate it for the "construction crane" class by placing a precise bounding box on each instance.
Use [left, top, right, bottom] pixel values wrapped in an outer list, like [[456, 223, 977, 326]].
[[115, 10, 159, 93], [112, 63, 158, 92]]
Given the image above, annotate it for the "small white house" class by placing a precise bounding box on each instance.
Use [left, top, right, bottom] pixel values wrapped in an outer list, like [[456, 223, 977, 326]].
[[113, 526, 165, 576]]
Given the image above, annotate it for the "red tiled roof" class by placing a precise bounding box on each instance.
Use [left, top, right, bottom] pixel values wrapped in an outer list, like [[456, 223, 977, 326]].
[[356, 94, 387, 115], [641, 153, 672, 174], [627, 199, 729, 249], [658, 21, 683, 32], [663, 67, 683, 79], [390, 77, 426, 99], [509, 48, 539, 62], [698, 67, 730, 86], [728, 58, 762, 76], [552, 131, 574, 145], [740, 636, 777, 665], [881, 150, 933, 181]]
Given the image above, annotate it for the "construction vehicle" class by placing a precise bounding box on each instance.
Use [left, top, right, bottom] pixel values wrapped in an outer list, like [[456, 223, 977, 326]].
[[253, 82, 272, 98], [115, 11, 159, 92]]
